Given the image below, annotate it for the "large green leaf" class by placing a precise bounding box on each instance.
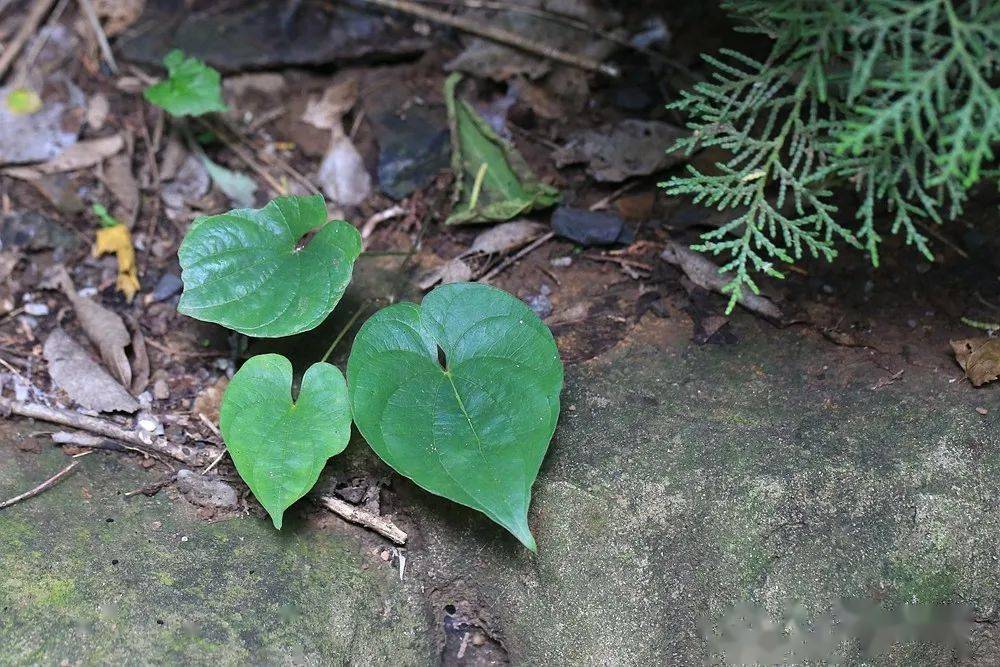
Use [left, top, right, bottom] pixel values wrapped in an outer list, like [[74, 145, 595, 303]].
[[177, 194, 361, 337], [220, 354, 351, 528], [144, 49, 227, 117], [444, 73, 560, 225], [347, 282, 563, 550]]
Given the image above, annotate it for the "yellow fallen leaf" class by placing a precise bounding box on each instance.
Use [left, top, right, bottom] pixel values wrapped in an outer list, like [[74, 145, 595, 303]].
[[6, 88, 42, 115], [93, 224, 140, 301]]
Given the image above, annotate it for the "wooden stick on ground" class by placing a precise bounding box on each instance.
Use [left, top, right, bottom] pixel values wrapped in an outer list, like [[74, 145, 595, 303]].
[[0, 455, 86, 510], [479, 231, 555, 282], [0, 397, 219, 466], [0, 0, 58, 82], [358, 0, 620, 77], [318, 495, 408, 545]]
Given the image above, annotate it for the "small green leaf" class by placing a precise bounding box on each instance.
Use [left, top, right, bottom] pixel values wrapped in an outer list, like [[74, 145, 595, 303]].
[[220, 354, 352, 529], [177, 194, 361, 337], [347, 282, 563, 550], [444, 73, 559, 225], [143, 49, 227, 117], [91, 203, 120, 228], [6, 87, 41, 115]]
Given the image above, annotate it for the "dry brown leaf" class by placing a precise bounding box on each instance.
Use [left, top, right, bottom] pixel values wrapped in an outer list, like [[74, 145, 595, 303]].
[[86, 93, 109, 130], [660, 242, 783, 320], [93, 223, 140, 301], [418, 258, 473, 290], [4, 134, 123, 177], [101, 153, 140, 227], [44, 328, 138, 413], [466, 220, 547, 256], [94, 0, 145, 36], [301, 78, 358, 130], [951, 338, 1000, 387], [126, 315, 149, 395], [47, 265, 133, 389]]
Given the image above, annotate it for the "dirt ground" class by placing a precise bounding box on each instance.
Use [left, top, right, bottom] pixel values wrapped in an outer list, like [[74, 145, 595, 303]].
[[0, 1, 997, 664]]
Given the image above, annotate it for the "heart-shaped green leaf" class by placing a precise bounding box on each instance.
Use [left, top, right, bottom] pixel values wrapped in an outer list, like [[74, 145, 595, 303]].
[[347, 282, 563, 550], [177, 194, 361, 337], [143, 49, 227, 117], [220, 354, 351, 528]]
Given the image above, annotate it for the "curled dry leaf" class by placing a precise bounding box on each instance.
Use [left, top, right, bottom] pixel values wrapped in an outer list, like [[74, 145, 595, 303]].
[[44, 329, 139, 413], [660, 241, 782, 320], [951, 338, 1000, 387], [127, 315, 150, 395], [418, 258, 473, 290], [466, 220, 547, 256], [86, 93, 110, 130], [47, 265, 133, 389], [318, 131, 371, 208], [4, 134, 124, 177], [301, 78, 358, 130], [101, 152, 140, 227], [94, 0, 145, 36]]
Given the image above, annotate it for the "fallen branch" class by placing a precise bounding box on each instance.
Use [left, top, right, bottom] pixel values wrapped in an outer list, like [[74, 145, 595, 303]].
[[358, 0, 619, 77], [318, 495, 407, 545], [0, 397, 219, 466], [0, 455, 84, 510]]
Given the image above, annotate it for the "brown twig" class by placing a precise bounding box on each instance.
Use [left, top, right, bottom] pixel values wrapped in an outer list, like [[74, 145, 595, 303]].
[[77, 0, 118, 73], [0, 397, 218, 466], [190, 118, 285, 195], [357, 0, 619, 77], [361, 205, 406, 239], [0, 454, 86, 510], [0, 0, 58, 83], [479, 231, 555, 282], [318, 495, 407, 545]]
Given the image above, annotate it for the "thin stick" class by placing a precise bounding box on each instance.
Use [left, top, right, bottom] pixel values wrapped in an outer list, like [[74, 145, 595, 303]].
[[318, 495, 407, 545], [589, 180, 640, 212], [0, 0, 57, 83], [0, 397, 218, 466], [480, 231, 554, 282], [189, 118, 285, 195], [319, 304, 367, 364], [77, 0, 118, 73], [361, 205, 406, 239], [357, 0, 619, 77], [0, 455, 86, 510], [197, 412, 228, 474], [211, 118, 320, 196], [201, 447, 227, 475]]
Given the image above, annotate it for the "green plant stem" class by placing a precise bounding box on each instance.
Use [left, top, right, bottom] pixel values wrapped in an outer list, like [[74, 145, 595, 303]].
[[319, 304, 368, 364]]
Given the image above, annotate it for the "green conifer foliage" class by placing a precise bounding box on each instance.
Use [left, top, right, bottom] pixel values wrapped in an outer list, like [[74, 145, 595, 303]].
[[663, 0, 999, 311]]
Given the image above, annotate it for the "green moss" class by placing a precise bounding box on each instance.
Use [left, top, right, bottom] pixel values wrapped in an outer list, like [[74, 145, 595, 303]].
[[887, 563, 959, 605]]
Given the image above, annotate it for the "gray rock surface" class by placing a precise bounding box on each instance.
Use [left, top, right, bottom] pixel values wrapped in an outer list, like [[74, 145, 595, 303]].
[[2, 314, 997, 664]]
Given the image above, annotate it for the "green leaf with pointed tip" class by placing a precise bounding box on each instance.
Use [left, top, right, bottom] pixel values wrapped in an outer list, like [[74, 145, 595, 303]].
[[220, 354, 351, 529], [444, 73, 560, 225], [143, 49, 227, 117], [347, 282, 563, 550], [177, 194, 361, 337]]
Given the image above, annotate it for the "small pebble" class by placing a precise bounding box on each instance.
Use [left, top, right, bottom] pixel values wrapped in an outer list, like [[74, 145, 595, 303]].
[[471, 632, 487, 647], [550, 256, 573, 268], [23, 302, 49, 316], [976, 407, 988, 415]]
